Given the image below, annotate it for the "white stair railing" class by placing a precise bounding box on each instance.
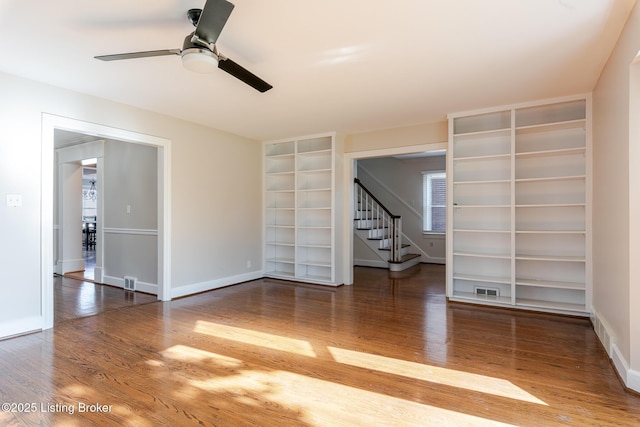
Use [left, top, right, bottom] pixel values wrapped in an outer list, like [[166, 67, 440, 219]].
[[354, 178, 402, 263]]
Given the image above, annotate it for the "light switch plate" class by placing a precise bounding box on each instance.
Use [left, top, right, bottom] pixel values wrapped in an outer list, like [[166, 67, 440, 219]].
[[6, 194, 22, 207]]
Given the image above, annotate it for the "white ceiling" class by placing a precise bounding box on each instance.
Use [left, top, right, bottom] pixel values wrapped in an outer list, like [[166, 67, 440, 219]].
[[0, 1, 635, 141]]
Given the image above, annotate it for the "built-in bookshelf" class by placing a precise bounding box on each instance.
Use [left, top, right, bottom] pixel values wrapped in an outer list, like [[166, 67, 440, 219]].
[[264, 133, 341, 285], [447, 96, 591, 315]]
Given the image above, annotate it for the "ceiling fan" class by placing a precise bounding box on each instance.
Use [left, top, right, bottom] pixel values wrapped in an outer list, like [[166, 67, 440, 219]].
[[94, 0, 272, 93]]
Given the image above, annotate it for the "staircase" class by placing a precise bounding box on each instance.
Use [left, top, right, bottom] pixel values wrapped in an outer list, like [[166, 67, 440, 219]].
[[354, 178, 421, 272]]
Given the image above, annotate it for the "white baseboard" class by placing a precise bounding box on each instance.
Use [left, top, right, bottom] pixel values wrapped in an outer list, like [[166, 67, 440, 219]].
[[56, 258, 85, 275], [94, 267, 104, 284], [421, 256, 445, 264], [354, 259, 388, 269], [591, 310, 612, 354], [171, 270, 263, 299], [0, 316, 41, 340], [592, 309, 640, 394], [102, 275, 158, 295], [611, 343, 630, 383], [629, 368, 640, 392]]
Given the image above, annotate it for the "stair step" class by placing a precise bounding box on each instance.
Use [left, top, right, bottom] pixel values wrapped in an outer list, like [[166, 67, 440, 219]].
[[388, 253, 421, 264], [387, 253, 422, 272], [379, 244, 410, 251]]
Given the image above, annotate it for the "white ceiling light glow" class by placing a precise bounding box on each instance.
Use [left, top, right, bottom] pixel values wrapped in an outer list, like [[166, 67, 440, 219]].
[[181, 48, 218, 73]]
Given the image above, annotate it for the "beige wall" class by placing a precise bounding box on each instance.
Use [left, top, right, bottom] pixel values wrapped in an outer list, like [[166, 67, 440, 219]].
[[345, 121, 447, 153], [592, 2, 640, 390], [0, 71, 263, 337]]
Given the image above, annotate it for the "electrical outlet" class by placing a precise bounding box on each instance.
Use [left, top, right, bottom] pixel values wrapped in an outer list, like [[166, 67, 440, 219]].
[[246, 260, 252, 269]]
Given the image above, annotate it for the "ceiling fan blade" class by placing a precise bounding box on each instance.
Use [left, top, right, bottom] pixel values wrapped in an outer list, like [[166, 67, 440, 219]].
[[95, 49, 180, 61], [194, 0, 235, 46], [218, 57, 273, 93]]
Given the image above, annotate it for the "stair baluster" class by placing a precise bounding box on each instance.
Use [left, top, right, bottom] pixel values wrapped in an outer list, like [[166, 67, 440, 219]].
[[354, 178, 402, 263]]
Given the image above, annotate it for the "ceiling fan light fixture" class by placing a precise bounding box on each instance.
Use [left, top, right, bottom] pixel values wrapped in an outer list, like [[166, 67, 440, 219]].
[[181, 48, 218, 73]]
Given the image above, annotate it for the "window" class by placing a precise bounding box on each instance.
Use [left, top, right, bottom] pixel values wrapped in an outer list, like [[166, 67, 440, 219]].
[[423, 171, 446, 233]]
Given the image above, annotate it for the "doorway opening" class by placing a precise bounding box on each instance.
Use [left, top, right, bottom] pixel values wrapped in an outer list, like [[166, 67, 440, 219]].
[[61, 161, 98, 282], [41, 114, 172, 330], [342, 142, 447, 285], [81, 162, 97, 281]]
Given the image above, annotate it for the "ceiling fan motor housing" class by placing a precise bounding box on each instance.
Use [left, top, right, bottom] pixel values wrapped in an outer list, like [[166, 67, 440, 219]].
[[181, 33, 219, 73]]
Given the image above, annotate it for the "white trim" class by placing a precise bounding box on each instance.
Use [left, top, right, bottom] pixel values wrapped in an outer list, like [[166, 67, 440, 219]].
[[353, 259, 389, 269], [55, 140, 104, 276], [171, 270, 264, 299], [592, 308, 640, 393], [103, 275, 158, 295], [423, 170, 446, 233], [41, 114, 172, 332], [57, 140, 105, 163], [629, 369, 640, 393], [41, 116, 55, 331], [56, 258, 85, 274], [0, 316, 42, 339], [611, 344, 630, 385], [103, 227, 159, 236]]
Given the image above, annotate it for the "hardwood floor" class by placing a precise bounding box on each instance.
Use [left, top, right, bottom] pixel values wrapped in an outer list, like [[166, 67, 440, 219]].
[[1, 265, 639, 426], [54, 275, 157, 324]]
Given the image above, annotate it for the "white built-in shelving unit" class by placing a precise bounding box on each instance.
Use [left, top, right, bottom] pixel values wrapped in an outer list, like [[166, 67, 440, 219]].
[[264, 133, 342, 285], [447, 96, 591, 315]]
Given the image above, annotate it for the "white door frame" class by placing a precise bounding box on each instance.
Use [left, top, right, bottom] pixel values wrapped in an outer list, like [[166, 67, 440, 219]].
[[41, 114, 172, 330], [341, 142, 447, 285], [56, 140, 105, 277]]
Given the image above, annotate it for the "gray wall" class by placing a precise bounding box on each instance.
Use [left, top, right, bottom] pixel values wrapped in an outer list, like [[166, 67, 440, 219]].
[[103, 140, 158, 285]]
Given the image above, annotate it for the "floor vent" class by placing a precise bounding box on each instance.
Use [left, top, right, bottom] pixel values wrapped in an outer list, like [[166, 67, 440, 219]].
[[475, 286, 499, 297], [124, 276, 137, 291]]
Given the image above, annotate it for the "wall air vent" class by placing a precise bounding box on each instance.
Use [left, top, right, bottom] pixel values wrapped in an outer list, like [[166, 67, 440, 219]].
[[475, 286, 500, 298], [124, 276, 137, 291]]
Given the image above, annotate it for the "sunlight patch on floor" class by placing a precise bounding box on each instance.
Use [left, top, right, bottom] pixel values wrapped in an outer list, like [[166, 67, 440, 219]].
[[162, 344, 245, 368], [194, 320, 317, 357], [328, 347, 547, 406], [188, 367, 517, 426]]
